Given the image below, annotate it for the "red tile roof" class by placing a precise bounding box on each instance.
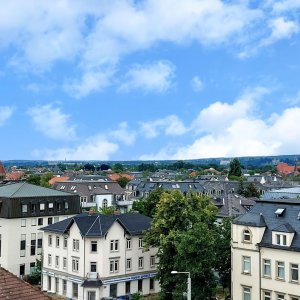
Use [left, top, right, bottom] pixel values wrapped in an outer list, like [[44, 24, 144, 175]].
[[5, 171, 25, 181], [0, 161, 5, 175], [276, 162, 299, 175], [0, 267, 51, 299], [48, 176, 70, 185], [107, 173, 134, 181]]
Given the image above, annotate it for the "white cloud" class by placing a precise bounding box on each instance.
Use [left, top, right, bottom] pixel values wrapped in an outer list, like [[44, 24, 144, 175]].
[[140, 87, 300, 160], [191, 76, 203, 92], [140, 115, 187, 139], [110, 122, 136, 145], [0, 106, 14, 126], [27, 104, 76, 140], [285, 90, 300, 105], [272, 0, 300, 12], [33, 135, 118, 160], [119, 61, 175, 93], [260, 17, 299, 46]]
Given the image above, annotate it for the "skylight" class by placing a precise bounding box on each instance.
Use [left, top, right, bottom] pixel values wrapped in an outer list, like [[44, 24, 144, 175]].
[[275, 208, 285, 216]]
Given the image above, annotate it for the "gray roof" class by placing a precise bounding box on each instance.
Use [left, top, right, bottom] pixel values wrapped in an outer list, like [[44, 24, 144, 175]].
[[233, 198, 300, 251], [0, 182, 73, 198], [41, 212, 152, 237]]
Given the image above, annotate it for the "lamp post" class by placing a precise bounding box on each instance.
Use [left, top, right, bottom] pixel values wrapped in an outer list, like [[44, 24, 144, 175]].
[[171, 271, 191, 300]]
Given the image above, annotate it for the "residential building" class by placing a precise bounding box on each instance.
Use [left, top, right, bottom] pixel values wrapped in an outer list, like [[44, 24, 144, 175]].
[[41, 212, 159, 299], [0, 161, 6, 182], [262, 187, 300, 200], [231, 198, 300, 299], [0, 182, 80, 277]]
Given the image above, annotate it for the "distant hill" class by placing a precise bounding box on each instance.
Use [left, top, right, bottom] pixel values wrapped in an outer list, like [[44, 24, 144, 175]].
[[2, 154, 300, 168]]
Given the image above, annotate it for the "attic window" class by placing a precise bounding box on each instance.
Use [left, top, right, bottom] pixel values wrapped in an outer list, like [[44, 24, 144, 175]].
[[275, 208, 285, 216], [60, 186, 65, 190], [70, 185, 76, 190], [104, 185, 108, 190]]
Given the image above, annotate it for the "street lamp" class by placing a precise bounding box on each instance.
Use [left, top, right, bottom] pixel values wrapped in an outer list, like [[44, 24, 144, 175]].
[[171, 271, 191, 300]]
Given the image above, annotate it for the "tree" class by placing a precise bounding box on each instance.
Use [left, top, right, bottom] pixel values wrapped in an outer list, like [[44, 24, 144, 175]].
[[244, 183, 260, 198], [117, 176, 130, 188], [84, 163, 95, 172], [40, 172, 53, 187], [26, 174, 41, 186], [99, 164, 111, 171], [25, 257, 42, 285], [237, 179, 245, 195], [144, 191, 219, 300], [228, 158, 242, 178], [214, 217, 232, 293], [113, 163, 124, 173]]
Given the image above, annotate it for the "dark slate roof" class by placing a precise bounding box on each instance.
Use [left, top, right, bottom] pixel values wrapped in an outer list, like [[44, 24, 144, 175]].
[[0, 182, 73, 198], [233, 198, 300, 251], [41, 212, 151, 237], [81, 279, 103, 288]]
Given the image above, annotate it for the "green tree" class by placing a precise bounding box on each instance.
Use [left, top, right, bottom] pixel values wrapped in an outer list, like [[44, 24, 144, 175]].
[[26, 174, 41, 186], [237, 179, 245, 195], [144, 191, 218, 300], [244, 183, 260, 198], [117, 176, 130, 188], [228, 158, 242, 178], [214, 217, 232, 293], [113, 163, 124, 173], [98, 206, 116, 214], [25, 257, 42, 284], [40, 172, 53, 187]]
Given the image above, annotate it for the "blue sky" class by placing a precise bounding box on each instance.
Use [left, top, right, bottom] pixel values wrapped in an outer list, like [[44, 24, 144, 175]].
[[1, 0, 300, 161]]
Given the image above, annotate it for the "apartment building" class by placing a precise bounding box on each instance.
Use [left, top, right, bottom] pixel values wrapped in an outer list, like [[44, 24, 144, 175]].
[[0, 182, 80, 277], [41, 212, 159, 299], [232, 198, 300, 300]]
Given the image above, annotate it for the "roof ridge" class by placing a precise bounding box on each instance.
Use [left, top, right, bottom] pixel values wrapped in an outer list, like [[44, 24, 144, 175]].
[[10, 182, 26, 197], [85, 215, 100, 237]]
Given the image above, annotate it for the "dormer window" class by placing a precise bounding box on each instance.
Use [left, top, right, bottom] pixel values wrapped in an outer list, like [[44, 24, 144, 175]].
[[243, 229, 252, 243], [276, 234, 287, 246], [275, 208, 285, 216]]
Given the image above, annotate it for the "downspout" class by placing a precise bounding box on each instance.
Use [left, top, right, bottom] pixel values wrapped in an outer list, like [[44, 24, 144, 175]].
[[83, 235, 86, 300], [258, 245, 261, 300]]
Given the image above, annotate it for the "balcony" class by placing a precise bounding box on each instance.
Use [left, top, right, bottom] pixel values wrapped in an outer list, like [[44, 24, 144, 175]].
[[86, 272, 99, 279], [116, 200, 133, 207], [81, 202, 97, 208]]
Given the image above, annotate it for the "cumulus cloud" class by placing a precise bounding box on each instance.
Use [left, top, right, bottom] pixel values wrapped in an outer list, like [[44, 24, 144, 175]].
[[109, 122, 136, 145], [119, 61, 175, 93], [140, 87, 300, 160], [191, 76, 203, 92], [27, 104, 76, 140], [261, 17, 299, 46], [0, 106, 14, 126], [140, 115, 187, 139], [33, 135, 119, 160]]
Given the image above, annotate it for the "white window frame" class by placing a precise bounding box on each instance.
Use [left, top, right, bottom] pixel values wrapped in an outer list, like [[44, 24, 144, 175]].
[[291, 263, 299, 282], [262, 259, 271, 277], [276, 234, 287, 246], [63, 257, 67, 269], [91, 241, 97, 253], [276, 261, 285, 280], [126, 258, 132, 270], [262, 290, 271, 300], [110, 240, 119, 252], [72, 257, 79, 272], [109, 259, 119, 273], [56, 236, 60, 248], [55, 256, 59, 268], [242, 256, 251, 274], [138, 257, 144, 269], [139, 238, 144, 248], [73, 239, 79, 252], [150, 256, 155, 268], [126, 238, 132, 250], [48, 235, 52, 247], [243, 286, 251, 300]]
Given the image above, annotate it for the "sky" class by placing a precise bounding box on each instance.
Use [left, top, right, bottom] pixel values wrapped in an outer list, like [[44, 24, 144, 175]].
[[1, 0, 300, 161]]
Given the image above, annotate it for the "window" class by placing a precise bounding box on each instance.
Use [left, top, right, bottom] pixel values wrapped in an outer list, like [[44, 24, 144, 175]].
[[150, 256, 155, 268], [277, 261, 285, 280], [102, 199, 108, 208], [73, 239, 79, 251], [60, 185, 65, 190], [80, 196, 87, 203], [62, 279, 67, 295], [65, 201, 69, 210], [63, 237, 68, 248], [291, 297, 300, 300], [72, 283, 78, 298], [37, 233, 42, 254], [110, 284, 117, 298], [72, 258, 79, 272], [20, 234, 26, 257], [291, 263, 299, 282], [125, 281, 131, 294], [30, 262, 35, 274], [63, 257, 67, 269], [126, 238, 131, 250], [48, 217, 53, 225], [243, 229, 251, 242], [90, 262, 97, 272], [263, 259, 271, 277], [126, 258, 132, 270], [55, 256, 59, 268], [56, 202, 61, 212], [20, 264, 25, 276], [31, 218, 36, 226], [48, 276, 51, 291], [263, 291, 271, 300], [88, 291, 96, 300], [30, 233, 36, 256], [138, 279, 143, 292], [276, 234, 287, 246], [109, 260, 119, 273], [48, 254, 52, 266], [38, 218, 43, 226], [277, 294, 285, 300], [139, 238, 144, 248], [138, 257, 144, 269], [150, 278, 154, 291], [31, 203, 36, 213], [22, 204, 28, 213], [21, 219, 26, 227], [54, 216, 59, 223], [0, 234, 1, 257], [243, 287, 251, 300], [242, 256, 251, 274], [91, 241, 97, 252], [56, 236, 60, 248], [110, 240, 119, 252], [48, 235, 52, 246], [40, 203, 45, 212], [55, 278, 59, 293], [48, 203, 54, 211]]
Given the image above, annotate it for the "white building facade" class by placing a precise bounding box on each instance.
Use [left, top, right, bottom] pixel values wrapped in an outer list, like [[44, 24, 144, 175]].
[[232, 198, 300, 300], [41, 212, 159, 299]]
